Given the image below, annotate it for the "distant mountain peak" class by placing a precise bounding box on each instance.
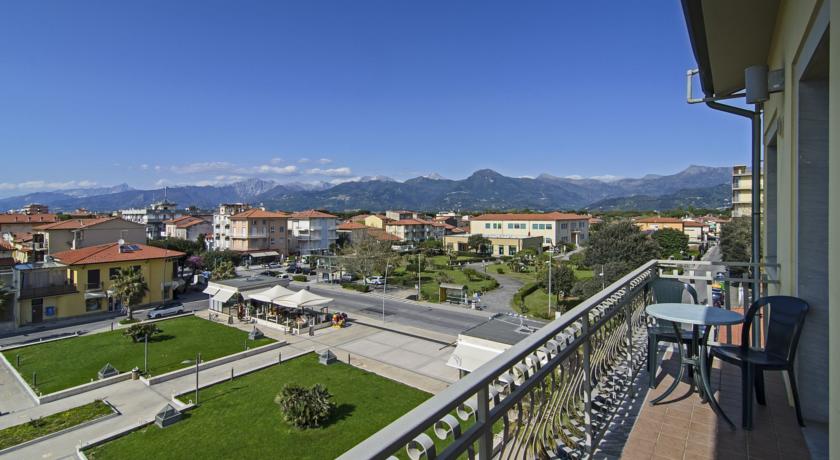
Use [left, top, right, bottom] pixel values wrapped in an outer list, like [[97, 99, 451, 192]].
[[469, 169, 503, 179], [423, 173, 447, 180]]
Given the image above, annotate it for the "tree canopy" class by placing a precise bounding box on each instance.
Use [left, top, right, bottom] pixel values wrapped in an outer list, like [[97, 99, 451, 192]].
[[339, 234, 396, 281], [110, 267, 149, 320], [720, 217, 753, 275], [652, 228, 689, 259], [467, 234, 491, 254], [582, 221, 660, 269]]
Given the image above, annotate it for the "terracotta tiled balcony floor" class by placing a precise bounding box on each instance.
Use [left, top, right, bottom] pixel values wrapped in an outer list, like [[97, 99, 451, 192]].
[[621, 350, 811, 460]]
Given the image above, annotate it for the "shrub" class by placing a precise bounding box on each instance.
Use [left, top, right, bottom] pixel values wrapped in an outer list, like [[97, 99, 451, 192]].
[[292, 275, 308, 282], [512, 281, 542, 308], [495, 267, 505, 274], [341, 283, 369, 293], [275, 384, 335, 429], [123, 323, 161, 343], [118, 318, 139, 325]]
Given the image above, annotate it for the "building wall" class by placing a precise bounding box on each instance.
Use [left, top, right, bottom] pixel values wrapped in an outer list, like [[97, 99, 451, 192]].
[[229, 217, 289, 255], [761, 0, 833, 426], [44, 222, 146, 253], [442, 235, 542, 256], [15, 258, 177, 325], [469, 218, 589, 246], [291, 218, 337, 254], [363, 215, 387, 229]]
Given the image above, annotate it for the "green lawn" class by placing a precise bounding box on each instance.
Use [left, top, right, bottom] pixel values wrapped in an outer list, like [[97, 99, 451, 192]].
[[519, 289, 581, 320], [0, 400, 113, 450], [3, 316, 274, 394], [86, 353, 430, 460], [485, 263, 538, 283]]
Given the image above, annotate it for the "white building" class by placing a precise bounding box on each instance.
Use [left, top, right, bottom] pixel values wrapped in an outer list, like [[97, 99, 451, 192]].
[[120, 200, 183, 240], [212, 203, 252, 251], [469, 212, 590, 247], [289, 210, 339, 255]]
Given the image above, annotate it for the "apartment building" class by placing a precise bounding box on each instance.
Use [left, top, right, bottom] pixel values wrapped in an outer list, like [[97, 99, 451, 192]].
[[732, 164, 764, 218], [0, 213, 59, 237], [19, 203, 49, 215], [289, 210, 339, 255], [469, 212, 590, 246], [385, 219, 437, 243], [633, 216, 684, 232], [32, 217, 146, 259], [164, 216, 212, 241], [385, 210, 421, 221], [337, 222, 400, 245], [443, 233, 543, 256], [228, 209, 290, 256], [212, 203, 251, 251], [120, 200, 184, 240], [10, 242, 184, 327]]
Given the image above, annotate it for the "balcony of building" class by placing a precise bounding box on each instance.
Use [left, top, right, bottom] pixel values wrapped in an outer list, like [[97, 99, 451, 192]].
[[17, 266, 77, 300], [341, 259, 822, 460]]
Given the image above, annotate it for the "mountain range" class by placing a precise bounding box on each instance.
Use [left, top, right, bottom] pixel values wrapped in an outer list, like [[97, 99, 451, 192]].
[[0, 165, 731, 213]]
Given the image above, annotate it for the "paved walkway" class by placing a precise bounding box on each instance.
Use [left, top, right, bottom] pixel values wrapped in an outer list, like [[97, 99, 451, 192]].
[[0, 314, 459, 459], [465, 263, 520, 313], [0, 357, 36, 415]]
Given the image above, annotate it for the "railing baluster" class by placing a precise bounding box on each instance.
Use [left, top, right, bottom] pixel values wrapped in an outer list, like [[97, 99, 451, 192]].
[[477, 384, 492, 459], [582, 312, 593, 456]]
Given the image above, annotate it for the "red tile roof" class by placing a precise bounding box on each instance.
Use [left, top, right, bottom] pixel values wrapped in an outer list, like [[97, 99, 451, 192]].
[[165, 216, 208, 228], [368, 229, 401, 241], [387, 219, 429, 226], [0, 214, 59, 224], [682, 221, 705, 227], [471, 212, 589, 221], [52, 242, 185, 265], [290, 210, 338, 219], [33, 217, 133, 231], [338, 222, 368, 230], [230, 209, 290, 220], [635, 217, 684, 224]]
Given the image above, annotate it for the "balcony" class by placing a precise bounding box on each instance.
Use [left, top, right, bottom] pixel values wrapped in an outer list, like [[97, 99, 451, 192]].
[[340, 259, 811, 459], [19, 283, 78, 300]]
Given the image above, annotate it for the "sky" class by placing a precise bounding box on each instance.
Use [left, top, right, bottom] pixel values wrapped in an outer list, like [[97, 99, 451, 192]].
[[0, 1, 751, 197]]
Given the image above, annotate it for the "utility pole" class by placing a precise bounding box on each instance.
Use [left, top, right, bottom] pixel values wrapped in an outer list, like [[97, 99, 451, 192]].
[[382, 263, 391, 322], [144, 334, 149, 374], [194, 353, 201, 404], [417, 253, 421, 301], [547, 260, 552, 317]]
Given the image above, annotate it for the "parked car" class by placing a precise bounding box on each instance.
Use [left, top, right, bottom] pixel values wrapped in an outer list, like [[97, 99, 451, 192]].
[[277, 273, 291, 280], [260, 270, 281, 277], [340, 273, 357, 282], [366, 276, 385, 285], [286, 265, 302, 274], [147, 301, 185, 319], [266, 261, 282, 269]]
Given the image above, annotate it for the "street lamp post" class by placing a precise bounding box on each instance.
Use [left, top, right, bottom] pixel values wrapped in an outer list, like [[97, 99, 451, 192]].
[[416, 253, 422, 301], [546, 260, 552, 317], [382, 264, 392, 322]]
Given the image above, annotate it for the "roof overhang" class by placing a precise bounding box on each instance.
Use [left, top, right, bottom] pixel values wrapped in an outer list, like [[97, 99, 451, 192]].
[[682, 0, 780, 98]]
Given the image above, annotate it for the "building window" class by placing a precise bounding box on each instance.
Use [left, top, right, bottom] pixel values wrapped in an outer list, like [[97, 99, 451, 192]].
[[560, 223, 568, 229], [508, 246, 517, 255], [497, 245, 504, 255], [545, 224, 552, 230], [571, 222, 577, 229], [86, 298, 101, 312], [484, 223, 490, 229], [109, 268, 120, 279], [507, 223, 513, 229]]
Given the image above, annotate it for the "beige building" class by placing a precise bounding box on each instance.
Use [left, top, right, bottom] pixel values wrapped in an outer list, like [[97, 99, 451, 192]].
[[683, 0, 837, 441], [732, 165, 764, 218], [634, 217, 684, 232], [0, 214, 59, 237], [385, 210, 421, 221], [337, 222, 400, 245], [32, 217, 146, 260], [229, 209, 290, 256], [212, 203, 252, 251], [289, 210, 339, 255], [443, 234, 543, 257], [165, 216, 212, 241], [469, 212, 590, 247], [385, 219, 437, 243]]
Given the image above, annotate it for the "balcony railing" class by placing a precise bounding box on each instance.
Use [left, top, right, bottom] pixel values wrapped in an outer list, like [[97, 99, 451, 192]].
[[340, 259, 770, 460], [19, 283, 78, 300]]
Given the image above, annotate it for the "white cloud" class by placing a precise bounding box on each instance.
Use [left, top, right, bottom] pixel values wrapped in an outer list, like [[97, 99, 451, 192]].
[[564, 175, 584, 180], [0, 183, 17, 190], [140, 164, 149, 170], [154, 179, 172, 187], [317, 158, 332, 164], [0, 180, 100, 191], [306, 167, 352, 177], [297, 158, 311, 164], [256, 164, 298, 175], [170, 161, 235, 174], [269, 157, 285, 165], [154, 165, 161, 171]]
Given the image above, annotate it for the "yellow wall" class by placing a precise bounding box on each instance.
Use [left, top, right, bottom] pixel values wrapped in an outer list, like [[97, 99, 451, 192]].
[[363, 215, 386, 229], [17, 258, 178, 325]]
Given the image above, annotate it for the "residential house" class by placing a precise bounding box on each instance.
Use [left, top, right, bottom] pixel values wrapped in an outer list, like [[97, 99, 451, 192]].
[[469, 212, 590, 247], [443, 233, 542, 257], [212, 203, 252, 251], [32, 217, 146, 264], [19, 203, 49, 215], [0, 239, 14, 272], [385, 219, 438, 243], [732, 164, 764, 218], [337, 222, 401, 246], [289, 210, 339, 255], [633, 216, 684, 232], [0, 214, 59, 237], [164, 216, 212, 241], [681, 220, 707, 249], [120, 200, 184, 240], [11, 242, 184, 327], [385, 210, 420, 221], [229, 209, 290, 257]]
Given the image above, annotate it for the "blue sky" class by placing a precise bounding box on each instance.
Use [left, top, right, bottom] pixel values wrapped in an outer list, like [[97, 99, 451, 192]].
[[0, 1, 749, 196]]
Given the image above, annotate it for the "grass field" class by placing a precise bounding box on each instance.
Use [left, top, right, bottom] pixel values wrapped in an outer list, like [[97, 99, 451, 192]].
[[3, 316, 274, 394], [86, 353, 430, 460], [0, 400, 112, 450]]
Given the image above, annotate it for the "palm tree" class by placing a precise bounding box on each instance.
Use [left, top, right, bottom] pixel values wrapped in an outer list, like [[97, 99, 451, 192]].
[[111, 268, 149, 320]]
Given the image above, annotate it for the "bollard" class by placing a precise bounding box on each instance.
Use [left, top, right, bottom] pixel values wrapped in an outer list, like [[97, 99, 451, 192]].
[[348, 353, 351, 365], [230, 367, 234, 381], [33, 372, 37, 387], [111, 322, 114, 331], [278, 352, 282, 363], [16, 354, 20, 367]]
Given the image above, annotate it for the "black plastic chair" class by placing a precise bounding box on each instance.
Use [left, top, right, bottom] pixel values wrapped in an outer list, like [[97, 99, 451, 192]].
[[708, 296, 809, 430], [647, 278, 700, 388]]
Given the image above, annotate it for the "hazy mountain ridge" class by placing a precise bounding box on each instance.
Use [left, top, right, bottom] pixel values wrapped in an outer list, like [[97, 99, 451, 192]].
[[0, 166, 731, 212]]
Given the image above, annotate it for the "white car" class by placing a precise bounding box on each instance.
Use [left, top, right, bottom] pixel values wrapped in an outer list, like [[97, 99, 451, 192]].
[[366, 276, 385, 285], [147, 302, 185, 319]]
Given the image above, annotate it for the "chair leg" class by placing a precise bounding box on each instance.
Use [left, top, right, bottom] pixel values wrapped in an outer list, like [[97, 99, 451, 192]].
[[648, 335, 658, 389], [787, 368, 806, 427], [742, 363, 753, 430], [754, 369, 766, 406]]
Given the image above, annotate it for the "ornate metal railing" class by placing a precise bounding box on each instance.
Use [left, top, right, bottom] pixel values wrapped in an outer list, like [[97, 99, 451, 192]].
[[339, 260, 659, 460]]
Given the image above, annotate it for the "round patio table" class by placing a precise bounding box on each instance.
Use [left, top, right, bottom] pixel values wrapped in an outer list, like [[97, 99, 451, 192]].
[[646, 303, 744, 430]]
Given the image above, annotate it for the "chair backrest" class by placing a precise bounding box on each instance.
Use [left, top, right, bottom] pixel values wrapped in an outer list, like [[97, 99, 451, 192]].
[[742, 296, 809, 362], [650, 278, 698, 304]]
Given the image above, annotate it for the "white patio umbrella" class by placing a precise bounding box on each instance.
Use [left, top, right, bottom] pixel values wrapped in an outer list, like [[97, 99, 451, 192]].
[[249, 285, 296, 303], [273, 289, 332, 308]]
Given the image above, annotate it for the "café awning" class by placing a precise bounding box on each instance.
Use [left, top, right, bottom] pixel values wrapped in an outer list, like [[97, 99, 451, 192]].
[[446, 342, 502, 373], [202, 286, 220, 296], [212, 289, 237, 303], [250, 251, 280, 258], [249, 285, 295, 303], [274, 289, 332, 308]]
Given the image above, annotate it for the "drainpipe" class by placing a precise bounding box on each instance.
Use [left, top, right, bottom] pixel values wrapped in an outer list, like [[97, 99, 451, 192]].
[[705, 101, 762, 312]]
